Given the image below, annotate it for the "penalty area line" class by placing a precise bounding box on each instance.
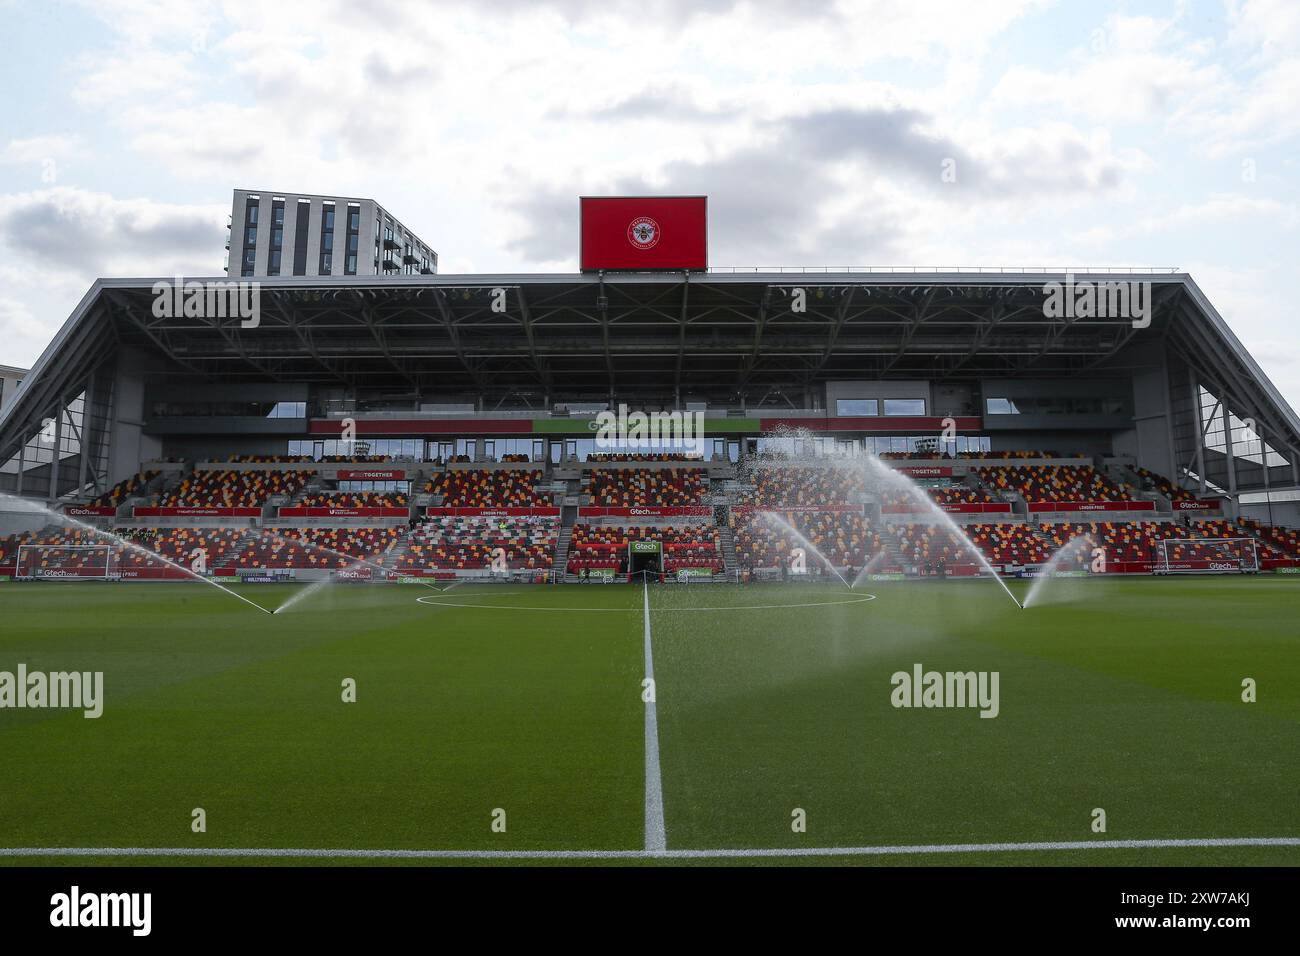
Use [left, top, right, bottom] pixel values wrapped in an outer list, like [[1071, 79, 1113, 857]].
[[0, 837, 1297, 860]]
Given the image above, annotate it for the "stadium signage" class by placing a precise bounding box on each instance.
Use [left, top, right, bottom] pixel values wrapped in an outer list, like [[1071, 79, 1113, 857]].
[[630, 540, 662, 554], [675, 568, 713, 579], [0, 664, 103, 718], [425, 507, 560, 517], [132, 506, 262, 517], [237, 567, 293, 580], [334, 567, 374, 581], [336, 469, 405, 480], [579, 506, 711, 517], [1029, 501, 1156, 513], [882, 502, 1012, 514], [890, 664, 999, 719], [731, 505, 861, 514], [279, 506, 408, 518], [579, 196, 707, 271], [893, 466, 954, 477], [761, 415, 982, 433], [1173, 499, 1221, 511], [63, 506, 116, 517]]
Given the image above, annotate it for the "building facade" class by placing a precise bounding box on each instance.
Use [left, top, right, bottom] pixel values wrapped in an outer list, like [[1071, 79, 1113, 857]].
[[0, 364, 26, 413], [226, 189, 437, 278]]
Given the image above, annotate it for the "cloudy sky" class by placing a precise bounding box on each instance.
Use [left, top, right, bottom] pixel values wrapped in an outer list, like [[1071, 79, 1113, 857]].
[[1, 0, 1297, 406]]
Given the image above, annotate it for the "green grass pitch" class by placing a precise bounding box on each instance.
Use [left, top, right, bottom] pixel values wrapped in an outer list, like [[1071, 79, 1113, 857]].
[[0, 575, 1297, 866]]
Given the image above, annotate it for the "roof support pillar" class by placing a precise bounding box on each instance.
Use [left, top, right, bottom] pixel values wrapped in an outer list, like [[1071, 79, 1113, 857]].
[[1223, 399, 1237, 498], [1190, 380, 1206, 495], [15, 427, 26, 496], [48, 398, 64, 502]]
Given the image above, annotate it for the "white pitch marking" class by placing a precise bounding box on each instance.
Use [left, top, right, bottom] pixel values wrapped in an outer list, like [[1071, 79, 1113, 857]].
[[1, 837, 1296, 860], [415, 594, 878, 613], [643, 579, 666, 852]]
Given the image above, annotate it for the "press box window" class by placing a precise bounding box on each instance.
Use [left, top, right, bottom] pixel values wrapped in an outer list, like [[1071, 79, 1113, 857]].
[[835, 399, 879, 416]]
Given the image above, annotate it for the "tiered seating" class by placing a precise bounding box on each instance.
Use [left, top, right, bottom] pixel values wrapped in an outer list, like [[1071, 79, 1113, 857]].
[[226, 454, 390, 463], [964, 523, 1052, 565], [1194, 519, 1287, 559], [86, 470, 158, 508], [1134, 467, 1196, 503], [227, 454, 314, 463], [739, 466, 863, 507], [1240, 519, 1300, 558], [567, 523, 722, 573], [930, 485, 998, 504], [1038, 521, 1176, 561], [0, 528, 121, 573], [732, 511, 882, 569], [890, 524, 982, 569], [426, 469, 549, 507], [880, 483, 999, 509], [227, 528, 402, 569], [157, 469, 313, 507], [396, 515, 557, 571], [976, 465, 1132, 503], [878, 450, 1083, 460], [587, 468, 706, 507], [120, 528, 251, 568], [0, 527, 252, 575], [298, 491, 408, 508], [1034, 519, 1287, 565], [587, 452, 698, 462]]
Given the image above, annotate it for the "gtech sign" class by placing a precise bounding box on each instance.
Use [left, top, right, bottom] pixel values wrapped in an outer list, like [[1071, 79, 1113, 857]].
[[579, 196, 707, 271]]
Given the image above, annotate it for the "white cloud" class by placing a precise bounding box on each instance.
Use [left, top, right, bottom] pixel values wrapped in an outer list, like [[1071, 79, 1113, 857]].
[[0, 187, 226, 276], [0, 0, 1292, 417], [0, 135, 84, 165]]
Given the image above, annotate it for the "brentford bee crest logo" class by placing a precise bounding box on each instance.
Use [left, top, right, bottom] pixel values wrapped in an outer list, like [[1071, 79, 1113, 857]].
[[627, 217, 660, 250]]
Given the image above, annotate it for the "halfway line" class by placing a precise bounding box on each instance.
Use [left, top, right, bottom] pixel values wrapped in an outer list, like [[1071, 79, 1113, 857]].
[[1, 837, 1297, 860], [643, 578, 666, 853]]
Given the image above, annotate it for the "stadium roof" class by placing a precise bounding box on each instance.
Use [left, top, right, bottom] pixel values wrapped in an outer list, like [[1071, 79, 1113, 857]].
[[3, 270, 1299, 476]]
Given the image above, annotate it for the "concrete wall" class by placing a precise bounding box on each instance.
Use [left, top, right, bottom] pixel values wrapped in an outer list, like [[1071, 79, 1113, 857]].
[[0, 366, 26, 413], [108, 348, 163, 488], [1240, 499, 1300, 526]]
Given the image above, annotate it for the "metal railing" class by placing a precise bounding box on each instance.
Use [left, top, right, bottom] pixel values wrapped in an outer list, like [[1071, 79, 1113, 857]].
[[706, 265, 1180, 275]]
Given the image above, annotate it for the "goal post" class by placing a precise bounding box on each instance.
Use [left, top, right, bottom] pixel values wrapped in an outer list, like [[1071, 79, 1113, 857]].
[[15, 544, 117, 581], [1155, 537, 1258, 574]]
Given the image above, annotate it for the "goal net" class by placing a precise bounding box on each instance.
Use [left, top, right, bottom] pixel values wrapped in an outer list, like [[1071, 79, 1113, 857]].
[[15, 544, 117, 581], [1155, 537, 1258, 574]]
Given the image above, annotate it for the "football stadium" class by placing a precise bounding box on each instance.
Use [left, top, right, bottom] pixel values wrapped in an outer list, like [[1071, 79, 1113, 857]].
[[0, 196, 1298, 867]]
